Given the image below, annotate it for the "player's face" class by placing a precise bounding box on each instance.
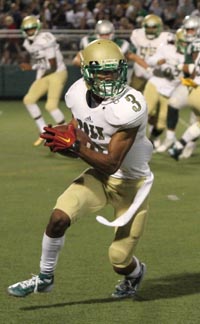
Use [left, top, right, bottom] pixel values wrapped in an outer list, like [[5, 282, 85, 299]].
[[24, 27, 37, 37], [97, 70, 119, 80], [185, 28, 196, 38], [98, 33, 113, 40]]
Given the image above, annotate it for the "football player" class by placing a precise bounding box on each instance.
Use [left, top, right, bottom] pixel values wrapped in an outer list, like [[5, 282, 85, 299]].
[[130, 14, 174, 92], [143, 27, 187, 148], [8, 39, 154, 299], [157, 15, 200, 157], [20, 15, 67, 146]]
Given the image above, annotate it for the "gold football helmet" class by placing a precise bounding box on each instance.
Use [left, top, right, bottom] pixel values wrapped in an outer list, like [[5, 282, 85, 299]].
[[142, 14, 163, 39], [21, 15, 41, 41], [95, 20, 115, 40], [80, 39, 127, 98], [182, 15, 200, 42], [175, 28, 188, 54]]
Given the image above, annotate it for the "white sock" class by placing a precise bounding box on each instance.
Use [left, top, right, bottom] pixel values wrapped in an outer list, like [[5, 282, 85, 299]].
[[49, 109, 65, 124], [25, 103, 46, 133], [127, 256, 141, 278], [182, 122, 200, 143], [166, 129, 176, 140], [40, 233, 65, 275]]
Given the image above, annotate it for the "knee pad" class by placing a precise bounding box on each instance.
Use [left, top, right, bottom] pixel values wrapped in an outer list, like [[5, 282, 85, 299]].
[[23, 94, 34, 105], [108, 244, 131, 268]]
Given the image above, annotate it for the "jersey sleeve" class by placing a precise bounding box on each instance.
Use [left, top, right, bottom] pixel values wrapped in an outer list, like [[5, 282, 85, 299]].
[[105, 88, 147, 129]]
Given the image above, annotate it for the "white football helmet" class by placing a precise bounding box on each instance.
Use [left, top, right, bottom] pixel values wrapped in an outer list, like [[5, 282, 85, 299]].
[[95, 20, 115, 40], [182, 15, 200, 42], [21, 15, 41, 41], [80, 39, 127, 98], [142, 14, 163, 39]]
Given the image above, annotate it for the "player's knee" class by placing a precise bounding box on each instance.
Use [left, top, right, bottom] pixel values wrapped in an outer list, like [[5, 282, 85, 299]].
[[47, 209, 71, 237], [108, 245, 130, 268], [23, 94, 34, 105]]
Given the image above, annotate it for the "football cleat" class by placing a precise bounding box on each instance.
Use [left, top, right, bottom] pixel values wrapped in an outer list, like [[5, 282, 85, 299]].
[[156, 137, 175, 153], [112, 263, 146, 299], [179, 141, 196, 159], [168, 142, 184, 160], [33, 137, 44, 147], [7, 273, 54, 297]]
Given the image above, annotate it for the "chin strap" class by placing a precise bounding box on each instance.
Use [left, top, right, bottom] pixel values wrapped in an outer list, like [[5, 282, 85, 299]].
[[96, 172, 154, 227]]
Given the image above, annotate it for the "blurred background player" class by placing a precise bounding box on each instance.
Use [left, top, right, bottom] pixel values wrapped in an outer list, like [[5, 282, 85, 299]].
[[143, 28, 186, 149], [20, 15, 68, 146], [129, 14, 174, 92], [157, 15, 200, 158], [72, 19, 149, 70]]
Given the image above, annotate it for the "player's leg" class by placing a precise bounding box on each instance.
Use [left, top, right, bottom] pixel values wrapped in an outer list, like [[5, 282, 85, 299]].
[[169, 87, 200, 160], [151, 94, 169, 150], [7, 168, 107, 297], [143, 81, 161, 147], [108, 177, 149, 298], [157, 84, 189, 152], [129, 72, 147, 92], [168, 119, 200, 160], [45, 70, 67, 125], [23, 78, 49, 146]]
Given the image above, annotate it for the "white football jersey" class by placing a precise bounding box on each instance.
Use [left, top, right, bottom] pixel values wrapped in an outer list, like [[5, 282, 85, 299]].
[[146, 43, 184, 97], [130, 28, 172, 79], [65, 78, 153, 179], [23, 32, 66, 79]]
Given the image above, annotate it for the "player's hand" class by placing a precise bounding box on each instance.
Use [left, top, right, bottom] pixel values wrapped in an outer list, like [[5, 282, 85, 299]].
[[19, 63, 32, 71], [40, 124, 78, 152]]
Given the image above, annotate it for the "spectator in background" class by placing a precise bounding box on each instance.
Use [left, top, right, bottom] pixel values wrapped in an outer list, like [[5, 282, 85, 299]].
[[176, 0, 196, 19], [149, 0, 163, 17], [0, 15, 21, 65], [162, 1, 177, 29], [125, 0, 148, 26]]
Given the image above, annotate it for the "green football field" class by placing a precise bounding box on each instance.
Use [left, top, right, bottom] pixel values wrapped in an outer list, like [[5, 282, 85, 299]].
[[0, 100, 199, 324]]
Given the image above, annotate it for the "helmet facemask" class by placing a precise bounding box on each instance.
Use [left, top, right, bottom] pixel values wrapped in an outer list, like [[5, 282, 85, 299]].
[[82, 60, 127, 98]]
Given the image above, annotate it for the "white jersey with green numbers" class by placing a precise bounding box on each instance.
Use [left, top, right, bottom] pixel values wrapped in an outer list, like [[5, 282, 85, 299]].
[[65, 78, 153, 179], [23, 31, 66, 79]]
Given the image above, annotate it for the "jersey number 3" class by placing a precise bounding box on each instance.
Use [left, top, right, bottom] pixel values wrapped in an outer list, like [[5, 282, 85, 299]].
[[125, 94, 141, 112]]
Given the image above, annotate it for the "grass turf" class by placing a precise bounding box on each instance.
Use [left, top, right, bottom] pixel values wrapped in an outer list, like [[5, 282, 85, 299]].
[[0, 101, 199, 324]]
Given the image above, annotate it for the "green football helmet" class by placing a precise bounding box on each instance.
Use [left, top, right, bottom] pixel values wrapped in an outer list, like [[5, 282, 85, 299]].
[[80, 39, 128, 98], [142, 14, 163, 39], [21, 15, 41, 41]]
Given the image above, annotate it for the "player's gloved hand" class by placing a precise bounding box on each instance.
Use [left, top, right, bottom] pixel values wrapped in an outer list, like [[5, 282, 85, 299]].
[[40, 124, 80, 153]]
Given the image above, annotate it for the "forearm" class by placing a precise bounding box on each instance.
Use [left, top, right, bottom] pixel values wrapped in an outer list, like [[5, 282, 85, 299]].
[[77, 145, 120, 175]]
